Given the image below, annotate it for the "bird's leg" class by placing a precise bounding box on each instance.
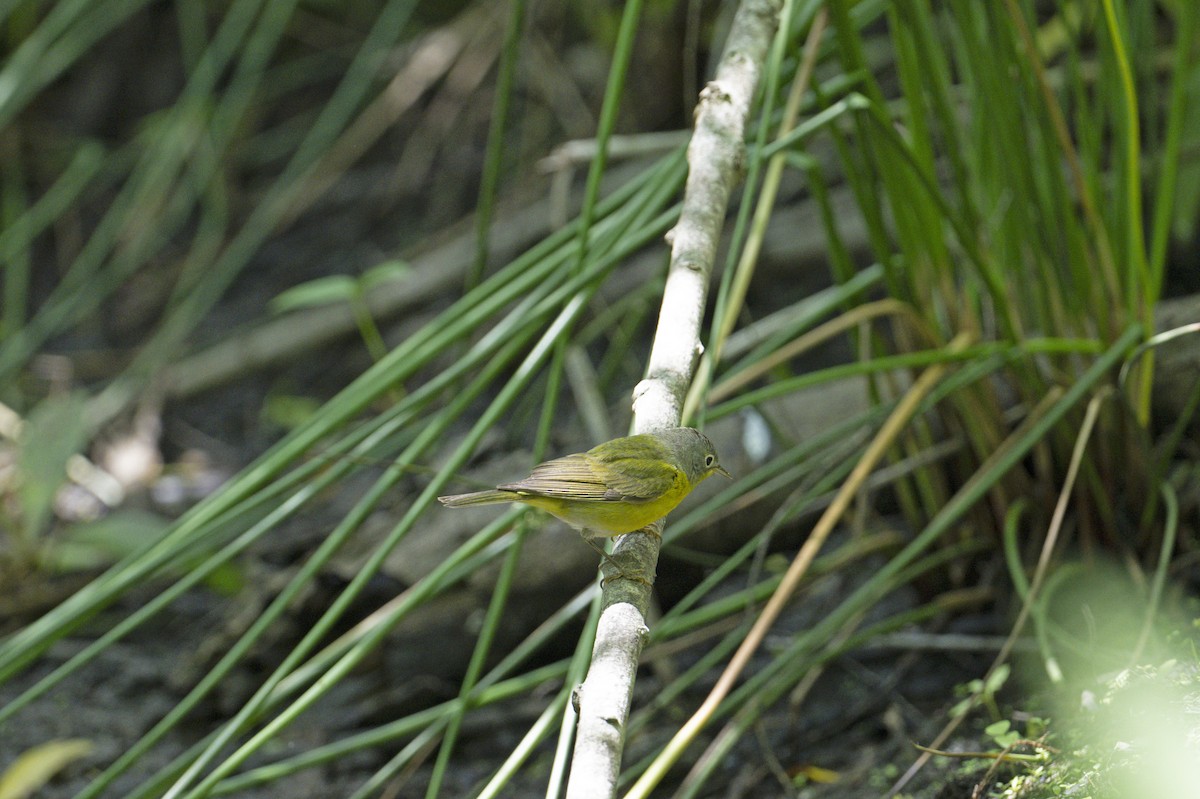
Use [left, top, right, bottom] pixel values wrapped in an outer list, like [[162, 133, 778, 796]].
[[579, 532, 651, 586], [579, 534, 625, 574]]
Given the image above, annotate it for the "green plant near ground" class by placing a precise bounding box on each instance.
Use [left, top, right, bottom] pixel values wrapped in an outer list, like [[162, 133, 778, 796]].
[[0, 0, 1197, 797], [270, 260, 412, 364], [1, 393, 89, 574]]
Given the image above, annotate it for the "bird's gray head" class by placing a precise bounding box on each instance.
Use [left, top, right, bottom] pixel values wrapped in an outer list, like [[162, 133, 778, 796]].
[[659, 427, 731, 484]]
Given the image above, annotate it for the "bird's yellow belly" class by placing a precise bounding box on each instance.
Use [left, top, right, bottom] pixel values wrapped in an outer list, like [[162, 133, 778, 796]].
[[518, 479, 692, 536]]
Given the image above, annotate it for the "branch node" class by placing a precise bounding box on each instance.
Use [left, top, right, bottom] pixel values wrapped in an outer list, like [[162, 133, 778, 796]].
[[698, 81, 732, 107]]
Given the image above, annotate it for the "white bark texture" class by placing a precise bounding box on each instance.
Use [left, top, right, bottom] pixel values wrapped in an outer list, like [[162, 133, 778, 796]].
[[565, 2, 781, 796]]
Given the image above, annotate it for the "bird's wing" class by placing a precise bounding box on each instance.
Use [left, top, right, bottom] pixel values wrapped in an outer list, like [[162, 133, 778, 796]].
[[590, 449, 683, 503], [499, 454, 615, 501], [500, 438, 686, 504], [499, 448, 686, 503]]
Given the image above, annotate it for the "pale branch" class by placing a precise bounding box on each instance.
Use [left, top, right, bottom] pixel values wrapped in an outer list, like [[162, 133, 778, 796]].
[[564, 1, 782, 797]]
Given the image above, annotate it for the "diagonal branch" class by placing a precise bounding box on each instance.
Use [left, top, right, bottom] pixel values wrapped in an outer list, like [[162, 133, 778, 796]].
[[564, 2, 781, 797]]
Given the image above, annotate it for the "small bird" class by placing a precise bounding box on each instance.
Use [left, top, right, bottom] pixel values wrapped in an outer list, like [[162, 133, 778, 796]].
[[438, 427, 731, 571]]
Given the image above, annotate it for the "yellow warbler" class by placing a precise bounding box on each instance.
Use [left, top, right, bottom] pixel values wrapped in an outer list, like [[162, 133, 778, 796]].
[[438, 427, 730, 564]]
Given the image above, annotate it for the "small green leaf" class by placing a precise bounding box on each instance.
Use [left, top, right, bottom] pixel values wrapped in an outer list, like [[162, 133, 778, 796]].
[[0, 738, 94, 799], [360, 259, 411, 292], [46, 510, 170, 572], [949, 697, 973, 718], [1024, 716, 1048, 738], [983, 664, 1011, 695], [17, 393, 89, 537], [985, 720, 1020, 748], [270, 275, 358, 313], [202, 561, 246, 596], [262, 394, 322, 431], [985, 720, 1011, 738]]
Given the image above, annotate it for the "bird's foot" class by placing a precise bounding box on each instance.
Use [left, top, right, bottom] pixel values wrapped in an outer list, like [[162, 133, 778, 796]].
[[581, 535, 654, 587]]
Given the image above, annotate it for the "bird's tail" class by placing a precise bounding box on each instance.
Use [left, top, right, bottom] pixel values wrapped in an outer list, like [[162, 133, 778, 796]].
[[437, 489, 519, 507]]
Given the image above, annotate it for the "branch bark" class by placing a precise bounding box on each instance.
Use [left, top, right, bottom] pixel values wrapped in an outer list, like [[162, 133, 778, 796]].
[[564, 2, 781, 796]]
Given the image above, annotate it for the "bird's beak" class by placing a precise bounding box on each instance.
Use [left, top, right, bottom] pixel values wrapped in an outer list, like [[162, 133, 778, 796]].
[[715, 465, 732, 479]]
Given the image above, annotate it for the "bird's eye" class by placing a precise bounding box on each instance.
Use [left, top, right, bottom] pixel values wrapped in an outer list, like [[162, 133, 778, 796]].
[[705, 454, 715, 467]]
